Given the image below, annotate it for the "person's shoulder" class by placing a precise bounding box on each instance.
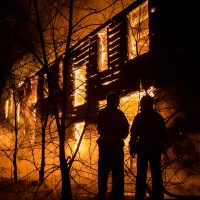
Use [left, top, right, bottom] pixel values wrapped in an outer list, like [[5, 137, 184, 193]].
[[97, 107, 106, 115], [133, 112, 143, 120], [137, 111, 142, 115], [153, 110, 164, 119], [116, 108, 126, 115], [135, 112, 142, 117], [98, 107, 106, 112], [153, 110, 162, 116], [117, 108, 123, 113]]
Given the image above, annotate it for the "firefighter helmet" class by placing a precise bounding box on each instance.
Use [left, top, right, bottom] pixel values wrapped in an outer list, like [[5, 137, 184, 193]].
[[140, 95, 153, 110], [106, 91, 119, 107]]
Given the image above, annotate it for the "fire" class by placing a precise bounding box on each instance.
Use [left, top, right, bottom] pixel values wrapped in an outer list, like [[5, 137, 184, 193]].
[[127, 0, 149, 59], [5, 100, 9, 119], [102, 78, 119, 85], [74, 65, 86, 107], [73, 65, 87, 150], [17, 103, 20, 123], [58, 60, 63, 89], [97, 27, 108, 72], [0, 0, 199, 197], [74, 122, 85, 151], [44, 74, 49, 98]]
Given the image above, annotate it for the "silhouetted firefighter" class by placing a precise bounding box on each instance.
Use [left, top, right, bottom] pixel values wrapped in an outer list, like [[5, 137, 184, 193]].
[[97, 91, 129, 200], [129, 95, 167, 200]]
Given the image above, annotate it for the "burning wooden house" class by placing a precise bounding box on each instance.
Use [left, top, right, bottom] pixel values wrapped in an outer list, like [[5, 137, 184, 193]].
[[0, 0, 199, 198]]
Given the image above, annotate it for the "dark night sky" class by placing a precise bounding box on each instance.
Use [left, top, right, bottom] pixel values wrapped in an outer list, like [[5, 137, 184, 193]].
[[0, 0, 36, 92]]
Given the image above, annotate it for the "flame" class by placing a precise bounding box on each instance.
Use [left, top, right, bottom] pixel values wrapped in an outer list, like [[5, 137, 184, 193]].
[[97, 27, 108, 71], [127, 0, 149, 59], [17, 103, 20, 123], [74, 65, 86, 107], [10, 93, 13, 114], [1, 0, 198, 194], [31, 77, 38, 104], [73, 64, 87, 150], [18, 81, 24, 88], [58, 61, 63, 89], [44, 74, 49, 98], [5, 100, 9, 119], [74, 122, 85, 151], [102, 78, 119, 85]]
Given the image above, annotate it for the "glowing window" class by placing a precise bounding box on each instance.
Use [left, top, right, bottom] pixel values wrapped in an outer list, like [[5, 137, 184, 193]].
[[127, 0, 149, 59], [97, 27, 108, 72], [74, 65, 86, 107]]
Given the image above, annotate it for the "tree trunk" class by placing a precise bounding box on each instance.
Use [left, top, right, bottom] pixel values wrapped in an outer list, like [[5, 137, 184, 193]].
[[58, 0, 73, 199], [39, 113, 48, 183], [13, 86, 18, 182], [34, 0, 73, 199], [13, 129, 18, 182], [59, 129, 72, 200]]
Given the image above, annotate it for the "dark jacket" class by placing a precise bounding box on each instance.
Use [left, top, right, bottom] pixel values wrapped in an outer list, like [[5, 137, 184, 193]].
[[97, 106, 129, 147], [129, 109, 167, 154]]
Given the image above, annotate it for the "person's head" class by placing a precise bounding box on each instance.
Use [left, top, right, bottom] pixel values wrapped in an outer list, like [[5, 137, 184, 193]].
[[140, 95, 154, 111], [106, 91, 120, 108]]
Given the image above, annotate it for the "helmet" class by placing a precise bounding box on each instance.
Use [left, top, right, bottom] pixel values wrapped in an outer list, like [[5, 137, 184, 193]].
[[140, 95, 153, 110], [106, 91, 119, 107]]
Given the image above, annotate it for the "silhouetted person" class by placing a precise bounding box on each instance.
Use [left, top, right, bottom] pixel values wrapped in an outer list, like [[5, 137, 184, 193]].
[[129, 95, 167, 200], [97, 92, 129, 200]]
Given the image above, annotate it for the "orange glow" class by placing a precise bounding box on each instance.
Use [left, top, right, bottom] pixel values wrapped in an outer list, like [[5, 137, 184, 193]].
[[17, 103, 20, 123], [127, 0, 149, 59], [18, 81, 24, 88], [1, 82, 199, 197], [0, 0, 198, 195], [5, 100, 9, 119], [150, 7, 156, 13], [101, 78, 119, 85], [74, 65, 86, 107], [58, 61, 63, 89], [44, 74, 49, 98], [4, 94, 14, 120], [97, 27, 108, 71], [74, 122, 85, 151]]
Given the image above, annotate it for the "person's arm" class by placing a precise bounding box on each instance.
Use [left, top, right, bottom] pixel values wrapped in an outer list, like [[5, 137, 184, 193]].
[[158, 113, 168, 152], [120, 112, 130, 139], [97, 111, 103, 135], [129, 114, 140, 156]]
